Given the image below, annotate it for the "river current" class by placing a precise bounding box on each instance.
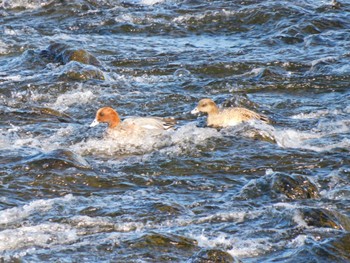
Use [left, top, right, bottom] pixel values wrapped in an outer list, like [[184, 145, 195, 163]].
[[0, 0, 350, 262]]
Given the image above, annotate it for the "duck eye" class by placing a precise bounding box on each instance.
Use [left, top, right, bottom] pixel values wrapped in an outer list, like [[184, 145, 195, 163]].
[[99, 112, 104, 117], [201, 103, 207, 107]]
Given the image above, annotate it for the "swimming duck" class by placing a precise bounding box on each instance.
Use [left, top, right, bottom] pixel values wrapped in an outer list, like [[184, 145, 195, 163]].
[[191, 98, 268, 128], [90, 107, 175, 131]]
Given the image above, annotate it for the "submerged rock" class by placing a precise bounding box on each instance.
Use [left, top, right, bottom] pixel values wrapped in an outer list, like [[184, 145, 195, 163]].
[[59, 61, 105, 81], [127, 232, 198, 250], [26, 149, 90, 170], [3, 106, 75, 124], [300, 208, 350, 231], [189, 249, 242, 263], [122, 232, 198, 261], [152, 202, 187, 216], [323, 233, 350, 260], [42, 42, 101, 66], [32, 106, 74, 123], [238, 172, 319, 201]]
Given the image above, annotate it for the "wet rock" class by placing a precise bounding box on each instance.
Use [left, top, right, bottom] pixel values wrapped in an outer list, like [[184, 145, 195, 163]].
[[32, 107, 74, 123], [26, 149, 90, 170], [42, 42, 101, 66], [279, 233, 350, 262], [127, 232, 198, 250], [40, 43, 104, 81], [153, 202, 186, 215], [323, 233, 350, 260], [2, 106, 75, 124], [272, 173, 319, 199], [238, 172, 319, 201], [59, 61, 105, 81], [189, 249, 242, 263], [300, 208, 350, 231]]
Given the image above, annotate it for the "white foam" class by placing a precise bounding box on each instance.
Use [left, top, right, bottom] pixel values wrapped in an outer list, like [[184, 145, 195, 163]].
[[310, 56, 337, 68], [345, 106, 350, 113], [70, 215, 145, 233], [291, 109, 344, 120], [317, 119, 349, 134], [292, 210, 309, 228], [46, 90, 95, 111], [274, 123, 350, 151], [228, 237, 275, 258], [0, 0, 53, 10], [4, 75, 22, 81], [10, 89, 45, 103], [0, 194, 74, 225], [194, 232, 230, 248], [140, 0, 165, 5], [45, 33, 91, 43], [0, 40, 8, 55], [274, 129, 320, 150], [167, 123, 221, 147], [267, 112, 350, 151], [291, 110, 329, 119], [0, 124, 35, 150], [196, 212, 246, 224], [173, 9, 237, 24], [193, 232, 269, 258], [265, 168, 274, 175], [0, 124, 75, 152], [72, 123, 221, 157], [173, 13, 205, 24], [72, 129, 171, 156], [287, 235, 308, 248], [114, 14, 135, 23], [0, 223, 77, 252], [70, 215, 114, 229]]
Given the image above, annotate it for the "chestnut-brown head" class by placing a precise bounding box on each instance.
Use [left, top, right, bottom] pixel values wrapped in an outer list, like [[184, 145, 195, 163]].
[[90, 107, 121, 129], [191, 98, 219, 115]]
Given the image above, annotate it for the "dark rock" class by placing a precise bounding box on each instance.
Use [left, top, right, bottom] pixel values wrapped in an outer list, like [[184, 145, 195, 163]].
[[272, 173, 319, 199], [300, 208, 350, 231], [189, 249, 242, 263], [323, 233, 350, 260], [32, 107, 74, 123], [40, 43, 104, 81], [59, 61, 105, 81], [238, 172, 319, 201], [153, 202, 186, 215], [127, 232, 198, 250], [41, 42, 101, 66]]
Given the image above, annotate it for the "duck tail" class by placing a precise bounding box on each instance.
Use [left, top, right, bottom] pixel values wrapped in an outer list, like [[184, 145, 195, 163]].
[[259, 114, 270, 123], [162, 117, 177, 130]]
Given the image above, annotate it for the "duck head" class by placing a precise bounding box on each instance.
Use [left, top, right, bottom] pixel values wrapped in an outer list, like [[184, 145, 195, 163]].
[[90, 107, 121, 129]]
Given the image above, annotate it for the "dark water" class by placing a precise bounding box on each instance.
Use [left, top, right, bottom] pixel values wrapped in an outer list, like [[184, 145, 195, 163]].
[[1, 0, 350, 262]]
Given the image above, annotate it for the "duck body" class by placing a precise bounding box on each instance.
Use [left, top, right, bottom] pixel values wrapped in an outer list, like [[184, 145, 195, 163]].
[[191, 98, 268, 128], [90, 107, 175, 132], [121, 116, 175, 130]]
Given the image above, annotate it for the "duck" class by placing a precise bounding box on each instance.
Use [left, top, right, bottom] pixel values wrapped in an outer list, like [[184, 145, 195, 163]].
[[90, 107, 175, 132], [191, 98, 269, 128]]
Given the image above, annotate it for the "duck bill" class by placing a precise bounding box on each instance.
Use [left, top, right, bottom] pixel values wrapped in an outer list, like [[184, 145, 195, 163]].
[[89, 118, 100, 127], [191, 107, 199, 114]]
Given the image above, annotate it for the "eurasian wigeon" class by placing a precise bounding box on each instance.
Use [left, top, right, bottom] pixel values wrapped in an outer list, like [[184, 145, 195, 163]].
[[191, 98, 269, 128], [90, 107, 175, 132]]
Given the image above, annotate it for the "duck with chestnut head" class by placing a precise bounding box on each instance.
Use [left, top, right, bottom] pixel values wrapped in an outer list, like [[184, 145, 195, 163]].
[[90, 107, 176, 133]]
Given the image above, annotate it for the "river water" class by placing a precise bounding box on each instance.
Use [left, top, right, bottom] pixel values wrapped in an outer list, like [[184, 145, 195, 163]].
[[1, 0, 350, 262]]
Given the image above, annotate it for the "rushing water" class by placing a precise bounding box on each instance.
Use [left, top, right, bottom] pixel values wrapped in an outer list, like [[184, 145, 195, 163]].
[[1, 0, 350, 262]]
